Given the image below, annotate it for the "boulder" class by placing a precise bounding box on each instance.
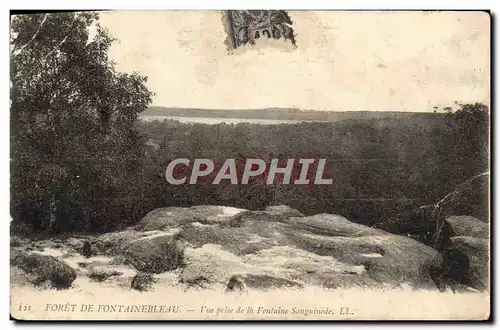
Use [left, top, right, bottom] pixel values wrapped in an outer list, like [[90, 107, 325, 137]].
[[284, 219, 443, 289], [64, 237, 87, 251], [10, 250, 76, 289], [236, 205, 304, 225], [284, 213, 387, 237], [10, 266, 34, 287], [119, 205, 448, 290], [264, 205, 304, 218], [181, 245, 304, 291], [312, 272, 382, 289], [241, 245, 373, 289], [94, 230, 143, 255], [445, 216, 489, 239], [125, 233, 184, 273], [180, 244, 248, 287], [94, 229, 181, 256], [178, 222, 281, 255], [177, 210, 442, 291], [237, 219, 291, 246], [136, 205, 248, 231], [445, 236, 489, 291], [226, 274, 303, 292], [242, 245, 365, 276]]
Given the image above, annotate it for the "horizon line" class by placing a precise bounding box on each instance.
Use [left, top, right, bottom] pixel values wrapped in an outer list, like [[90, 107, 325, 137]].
[[147, 105, 451, 113]]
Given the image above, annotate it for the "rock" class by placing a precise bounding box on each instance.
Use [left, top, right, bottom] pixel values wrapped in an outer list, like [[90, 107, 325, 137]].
[[131, 272, 156, 292], [136, 207, 194, 231], [444, 236, 489, 291], [10, 250, 76, 289], [181, 245, 304, 291], [94, 229, 183, 258], [313, 272, 381, 289], [94, 230, 143, 255], [10, 266, 34, 287], [236, 205, 304, 224], [428, 206, 489, 292], [64, 237, 86, 250], [136, 205, 248, 231], [264, 205, 304, 218], [285, 213, 387, 237], [445, 216, 489, 238], [121, 204, 448, 290], [125, 233, 184, 273], [241, 245, 368, 287], [226, 274, 303, 292], [285, 226, 442, 289], [180, 244, 248, 287], [178, 224, 442, 291], [178, 222, 282, 255]]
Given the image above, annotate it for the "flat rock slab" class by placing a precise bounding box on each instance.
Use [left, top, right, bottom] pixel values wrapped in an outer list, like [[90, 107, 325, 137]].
[[445, 216, 489, 239], [136, 205, 248, 231], [88, 205, 447, 291]]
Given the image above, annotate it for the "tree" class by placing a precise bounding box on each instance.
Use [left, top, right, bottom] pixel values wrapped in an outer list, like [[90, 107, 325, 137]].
[[431, 102, 490, 195], [10, 12, 153, 233]]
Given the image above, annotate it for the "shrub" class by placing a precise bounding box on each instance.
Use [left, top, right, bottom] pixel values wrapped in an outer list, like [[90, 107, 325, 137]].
[[10, 250, 76, 289], [131, 272, 156, 292], [88, 269, 123, 282]]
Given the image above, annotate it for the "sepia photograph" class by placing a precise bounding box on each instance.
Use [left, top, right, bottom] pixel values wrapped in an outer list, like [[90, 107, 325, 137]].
[[9, 9, 491, 321]]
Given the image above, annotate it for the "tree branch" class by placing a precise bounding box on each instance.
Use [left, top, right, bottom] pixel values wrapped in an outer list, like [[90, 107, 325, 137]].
[[42, 13, 79, 61], [12, 13, 49, 57]]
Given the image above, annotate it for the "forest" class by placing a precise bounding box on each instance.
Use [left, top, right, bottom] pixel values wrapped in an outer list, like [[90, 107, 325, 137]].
[[10, 12, 490, 238], [135, 106, 489, 227]]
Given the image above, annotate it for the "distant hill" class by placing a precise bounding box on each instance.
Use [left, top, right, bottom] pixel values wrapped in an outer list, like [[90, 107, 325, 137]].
[[143, 106, 443, 122]]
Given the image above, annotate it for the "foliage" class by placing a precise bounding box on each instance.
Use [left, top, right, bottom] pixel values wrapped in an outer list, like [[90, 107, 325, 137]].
[[10, 249, 77, 289], [131, 272, 156, 292], [10, 13, 153, 233], [136, 102, 489, 227]]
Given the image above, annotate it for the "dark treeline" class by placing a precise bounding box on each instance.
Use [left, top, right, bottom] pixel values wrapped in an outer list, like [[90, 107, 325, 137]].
[[136, 105, 489, 228], [144, 106, 441, 121], [10, 12, 490, 235]]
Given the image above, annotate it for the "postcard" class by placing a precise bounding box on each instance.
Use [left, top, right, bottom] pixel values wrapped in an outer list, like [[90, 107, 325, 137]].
[[10, 10, 490, 320]]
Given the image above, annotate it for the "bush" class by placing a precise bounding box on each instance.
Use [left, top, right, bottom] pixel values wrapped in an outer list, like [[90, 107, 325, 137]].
[[88, 269, 123, 282], [10, 250, 76, 289], [131, 272, 156, 292], [81, 240, 98, 258], [10, 236, 26, 248]]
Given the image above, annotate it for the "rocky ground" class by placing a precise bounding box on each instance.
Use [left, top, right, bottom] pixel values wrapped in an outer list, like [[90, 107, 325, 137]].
[[10, 175, 490, 295]]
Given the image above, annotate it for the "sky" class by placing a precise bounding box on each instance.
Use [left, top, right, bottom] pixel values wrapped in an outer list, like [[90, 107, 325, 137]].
[[97, 11, 490, 112]]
